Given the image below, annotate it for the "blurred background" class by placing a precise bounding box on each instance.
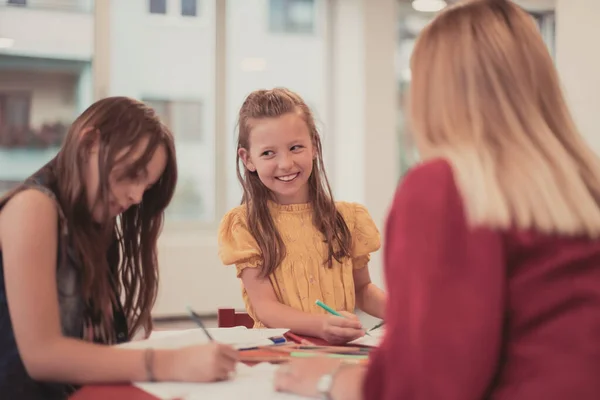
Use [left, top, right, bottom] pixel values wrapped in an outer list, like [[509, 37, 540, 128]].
[[0, 0, 590, 323]]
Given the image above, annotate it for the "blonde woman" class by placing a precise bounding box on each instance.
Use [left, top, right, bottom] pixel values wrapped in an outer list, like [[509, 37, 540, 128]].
[[273, 0, 600, 399]]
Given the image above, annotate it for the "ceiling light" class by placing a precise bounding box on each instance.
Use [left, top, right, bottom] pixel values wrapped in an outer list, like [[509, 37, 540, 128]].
[[412, 0, 447, 13]]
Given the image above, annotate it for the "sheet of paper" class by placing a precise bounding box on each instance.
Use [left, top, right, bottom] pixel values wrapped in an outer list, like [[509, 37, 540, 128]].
[[349, 326, 385, 347], [134, 363, 307, 400], [119, 326, 290, 350], [211, 327, 290, 349]]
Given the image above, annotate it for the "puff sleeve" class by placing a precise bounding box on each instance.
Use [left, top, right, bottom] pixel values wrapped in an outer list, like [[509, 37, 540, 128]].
[[351, 203, 381, 269], [218, 207, 263, 278]]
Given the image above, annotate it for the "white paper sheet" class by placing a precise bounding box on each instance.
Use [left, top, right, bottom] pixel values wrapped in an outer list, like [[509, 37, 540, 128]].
[[134, 363, 307, 400], [119, 326, 290, 350], [349, 326, 385, 347]]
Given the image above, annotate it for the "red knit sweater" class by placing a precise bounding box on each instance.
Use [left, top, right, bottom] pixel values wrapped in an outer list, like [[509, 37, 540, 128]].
[[363, 159, 600, 400]]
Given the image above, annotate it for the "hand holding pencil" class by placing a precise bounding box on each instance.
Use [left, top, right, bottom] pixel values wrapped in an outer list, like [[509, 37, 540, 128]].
[[165, 306, 238, 382], [315, 300, 365, 345]]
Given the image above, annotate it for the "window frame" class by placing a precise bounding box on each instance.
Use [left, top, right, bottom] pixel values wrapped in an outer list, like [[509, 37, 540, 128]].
[[142, 97, 212, 224]]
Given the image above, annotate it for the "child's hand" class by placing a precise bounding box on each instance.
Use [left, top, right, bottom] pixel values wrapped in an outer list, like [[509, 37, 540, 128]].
[[319, 311, 365, 345], [157, 343, 239, 382]]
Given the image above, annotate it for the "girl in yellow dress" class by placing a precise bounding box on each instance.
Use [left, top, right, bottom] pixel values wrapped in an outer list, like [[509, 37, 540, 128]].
[[219, 88, 386, 344]]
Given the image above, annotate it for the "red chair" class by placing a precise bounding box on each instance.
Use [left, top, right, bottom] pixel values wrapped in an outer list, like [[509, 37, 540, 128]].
[[217, 308, 254, 329]]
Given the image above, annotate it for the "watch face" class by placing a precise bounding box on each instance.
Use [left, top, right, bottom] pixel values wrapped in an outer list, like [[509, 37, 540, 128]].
[[317, 373, 334, 397]]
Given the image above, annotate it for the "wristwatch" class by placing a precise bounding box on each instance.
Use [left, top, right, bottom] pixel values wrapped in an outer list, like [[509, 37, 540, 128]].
[[316, 371, 336, 400], [317, 364, 346, 400]]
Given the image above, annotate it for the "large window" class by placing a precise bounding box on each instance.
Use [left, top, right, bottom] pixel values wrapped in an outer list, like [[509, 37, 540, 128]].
[[395, 2, 429, 174], [0, 69, 79, 195], [395, 1, 556, 175], [144, 99, 207, 220]]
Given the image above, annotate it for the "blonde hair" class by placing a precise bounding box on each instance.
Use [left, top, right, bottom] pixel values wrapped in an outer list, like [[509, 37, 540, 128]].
[[409, 0, 600, 237]]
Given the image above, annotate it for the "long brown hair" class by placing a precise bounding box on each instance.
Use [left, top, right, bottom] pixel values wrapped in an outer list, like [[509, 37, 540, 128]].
[[409, 0, 600, 237], [236, 88, 351, 277], [53, 96, 177, 338]]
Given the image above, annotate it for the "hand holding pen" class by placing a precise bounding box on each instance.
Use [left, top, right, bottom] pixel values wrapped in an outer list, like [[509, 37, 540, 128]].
[[151, 306, 238, 382]]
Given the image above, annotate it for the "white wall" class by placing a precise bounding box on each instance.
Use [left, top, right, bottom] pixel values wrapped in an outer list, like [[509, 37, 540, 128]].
[[0, 5, 93, 61], [555, 0, 600, 154], [0, 70, 78, 127]]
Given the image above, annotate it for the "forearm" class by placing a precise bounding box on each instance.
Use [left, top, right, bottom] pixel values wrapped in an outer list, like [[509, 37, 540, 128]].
[[24, 337, 173, 384], [331, 365, 367, 400], [255, 300, 326, 338], [356, 283, 386, 319]]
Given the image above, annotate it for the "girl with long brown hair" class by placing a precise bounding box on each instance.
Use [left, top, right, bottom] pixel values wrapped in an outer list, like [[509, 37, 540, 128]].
[[219, 88, 386, 344], [0, 97, 237, 400], [273, 0, 600, 399]]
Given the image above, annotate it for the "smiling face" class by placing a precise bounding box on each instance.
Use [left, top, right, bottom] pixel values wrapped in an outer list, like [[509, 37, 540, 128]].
[[239, 112, 315, 205], [85, 136, 168, 222]]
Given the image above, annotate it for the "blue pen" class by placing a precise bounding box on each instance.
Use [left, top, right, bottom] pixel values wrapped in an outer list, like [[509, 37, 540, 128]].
[[238, 336, 287, 351], [315, 300, 371, 336], [269, 336, 287, 344]]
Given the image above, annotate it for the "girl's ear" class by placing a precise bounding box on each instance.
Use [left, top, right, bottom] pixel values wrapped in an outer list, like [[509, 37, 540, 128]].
[[238, 147, 256, 172]]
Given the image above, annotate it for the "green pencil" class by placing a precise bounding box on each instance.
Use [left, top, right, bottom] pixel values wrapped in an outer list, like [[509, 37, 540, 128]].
[[315, 300, 342, 316], [315, 299, 371, 336]]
